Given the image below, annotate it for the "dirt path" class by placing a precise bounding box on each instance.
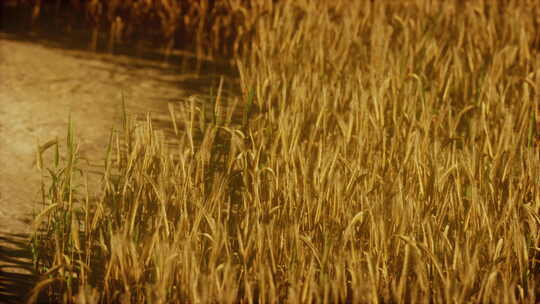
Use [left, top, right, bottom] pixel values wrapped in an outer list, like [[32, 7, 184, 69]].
[[0, 34, 235, 302]]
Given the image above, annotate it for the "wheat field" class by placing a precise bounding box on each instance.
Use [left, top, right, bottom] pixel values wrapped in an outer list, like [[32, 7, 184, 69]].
[[28, 0, 539, 303]]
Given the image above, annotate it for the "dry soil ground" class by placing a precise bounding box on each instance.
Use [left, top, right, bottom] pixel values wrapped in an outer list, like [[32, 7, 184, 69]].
[[0, 32, 235, 303]]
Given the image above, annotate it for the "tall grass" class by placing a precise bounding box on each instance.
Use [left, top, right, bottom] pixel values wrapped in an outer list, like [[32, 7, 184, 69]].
[[30, 0, 540, 303]]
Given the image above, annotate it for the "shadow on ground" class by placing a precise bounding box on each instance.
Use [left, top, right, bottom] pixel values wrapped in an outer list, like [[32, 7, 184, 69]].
[[0, 232, 46, 304]]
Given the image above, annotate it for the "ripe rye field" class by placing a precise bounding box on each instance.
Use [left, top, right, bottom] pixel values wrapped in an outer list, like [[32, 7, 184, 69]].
[[17, 0, 540, 303]]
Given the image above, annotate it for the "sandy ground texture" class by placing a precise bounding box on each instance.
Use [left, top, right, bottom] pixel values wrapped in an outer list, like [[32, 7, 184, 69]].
[[0, 33, 235, 303]]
